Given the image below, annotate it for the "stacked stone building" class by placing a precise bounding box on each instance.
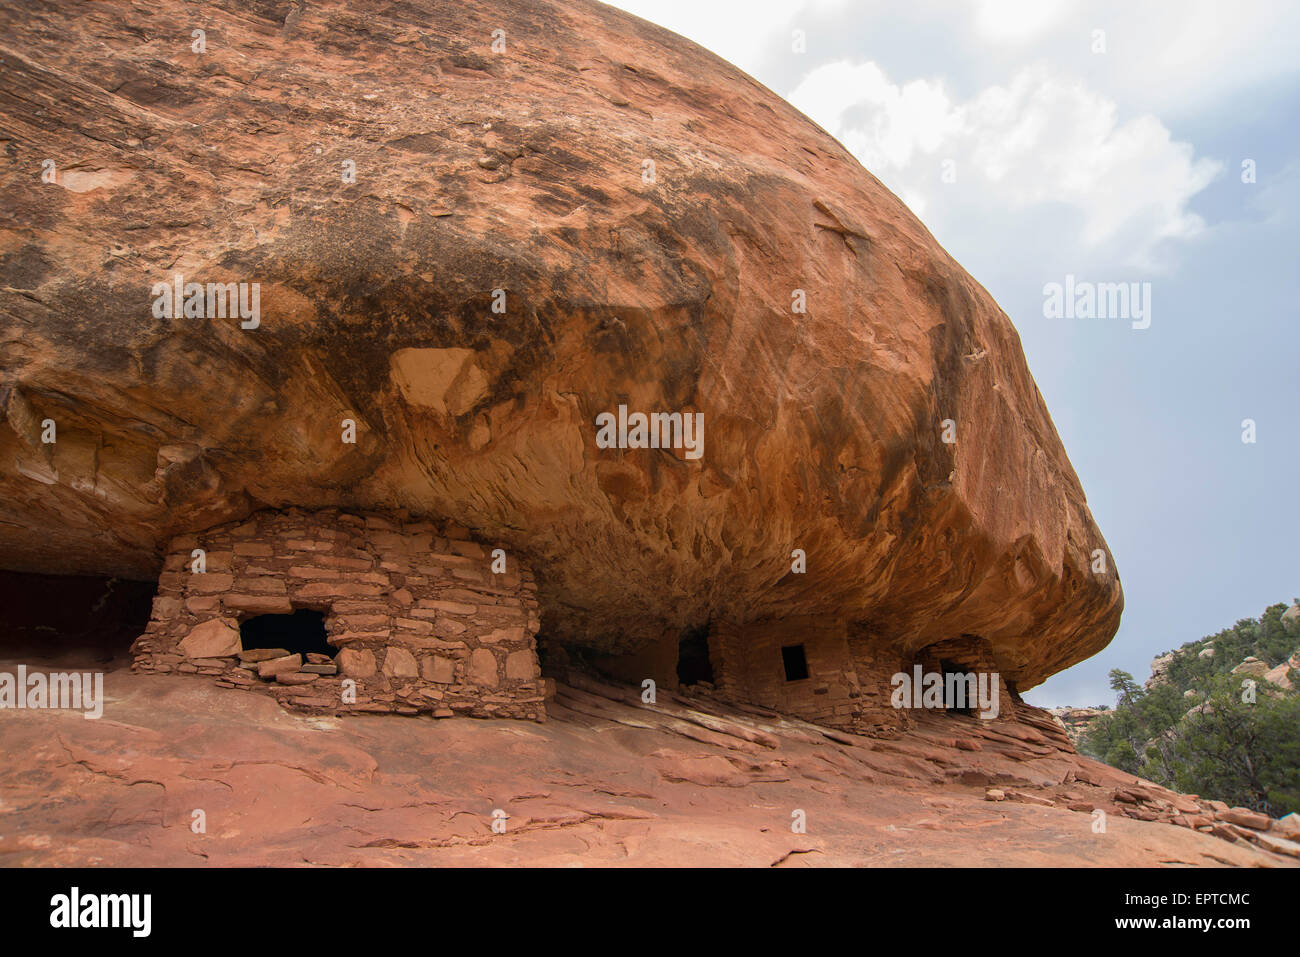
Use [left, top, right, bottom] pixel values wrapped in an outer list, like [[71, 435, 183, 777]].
[[131, 508, 545, 721]]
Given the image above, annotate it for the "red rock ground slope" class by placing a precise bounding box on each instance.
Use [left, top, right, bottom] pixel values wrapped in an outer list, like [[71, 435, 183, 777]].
[[2, 651, 1293, 867]]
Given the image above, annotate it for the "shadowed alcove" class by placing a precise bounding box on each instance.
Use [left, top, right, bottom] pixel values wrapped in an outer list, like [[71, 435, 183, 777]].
[[239, 609, 334, 659]]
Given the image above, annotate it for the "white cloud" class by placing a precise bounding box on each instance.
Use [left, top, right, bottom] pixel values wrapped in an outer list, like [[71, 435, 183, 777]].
[[974, 0, 1075, 42], [789, 61, 1221, 269], [1075, 0, 1300, 115], [607, 0, 1300, 117], [605, 0, 843, 74], [790, 61, 962, 171]]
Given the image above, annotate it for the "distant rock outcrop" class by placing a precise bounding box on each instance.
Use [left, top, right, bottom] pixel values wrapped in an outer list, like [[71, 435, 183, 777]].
[[1049, 706, 1107, 746], [1231, 656, 1271, 679], [1264, 657, 1297, 691], [1145, 652, 1176, 690]]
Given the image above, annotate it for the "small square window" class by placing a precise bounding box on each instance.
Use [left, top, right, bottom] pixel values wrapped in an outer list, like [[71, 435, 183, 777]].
[[781, 644, 809, 682]]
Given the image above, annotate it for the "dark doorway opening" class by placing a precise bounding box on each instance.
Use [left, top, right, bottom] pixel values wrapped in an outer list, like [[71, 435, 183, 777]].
[[239, 609, 333, 659], [781, 644, 809, 682], [939, 658, 974, 715], [676, 624, 714, 686]]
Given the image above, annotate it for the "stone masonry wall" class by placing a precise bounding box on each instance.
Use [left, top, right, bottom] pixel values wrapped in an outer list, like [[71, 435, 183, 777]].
[[845, 630, 914, 734], [707, 616, 871, 732], [914, 634, 1015, 719], [130, 508, 545, 721], [711, 620, 1015, 734]]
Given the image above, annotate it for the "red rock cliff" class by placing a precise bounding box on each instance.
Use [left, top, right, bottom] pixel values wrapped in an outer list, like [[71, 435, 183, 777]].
[[0, 0, 1121, 688]]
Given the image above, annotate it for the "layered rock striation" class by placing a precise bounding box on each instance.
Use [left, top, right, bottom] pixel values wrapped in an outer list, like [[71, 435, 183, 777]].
[[0, 0, 1121, 690]]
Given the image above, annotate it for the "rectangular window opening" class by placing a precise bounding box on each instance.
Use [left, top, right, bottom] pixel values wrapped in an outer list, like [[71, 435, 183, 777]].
[[781, 644, 809, 682]]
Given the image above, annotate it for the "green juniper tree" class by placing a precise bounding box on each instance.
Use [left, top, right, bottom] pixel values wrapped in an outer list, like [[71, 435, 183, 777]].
[[1080, 600, 1300, 815]]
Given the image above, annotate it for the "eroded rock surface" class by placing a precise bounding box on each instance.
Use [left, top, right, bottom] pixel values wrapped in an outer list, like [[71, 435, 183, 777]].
[[0, 0, 1120, 685], [1, 663, 1290, 867]]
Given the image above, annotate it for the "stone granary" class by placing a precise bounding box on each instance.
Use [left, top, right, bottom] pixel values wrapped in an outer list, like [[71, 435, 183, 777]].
[[131, 509, 545, 720], [0, 0, 1123, 729], [125, 504, 1012, 730], [590, 618, 1018, 733]]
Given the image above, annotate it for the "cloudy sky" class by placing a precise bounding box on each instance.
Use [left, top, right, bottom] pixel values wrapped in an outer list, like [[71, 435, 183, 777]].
[[607, 0, 1300, 706]]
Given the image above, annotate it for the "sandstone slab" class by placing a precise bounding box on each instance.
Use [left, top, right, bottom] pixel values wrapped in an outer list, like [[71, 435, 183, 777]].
[[1217, 807, 1272, 830], [239, 648, 291, 664], [258, 654, 303, 679], [336, 648, 376, 678], [178, 619, 241, 660], [276, 672, 320, 686]]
